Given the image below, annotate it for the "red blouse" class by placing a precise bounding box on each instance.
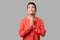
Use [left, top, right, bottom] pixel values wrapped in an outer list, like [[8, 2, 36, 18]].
[[18, 17, 46, 40]]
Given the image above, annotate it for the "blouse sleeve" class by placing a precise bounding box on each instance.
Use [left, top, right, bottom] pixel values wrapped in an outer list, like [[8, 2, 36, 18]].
[[33, 18, 46, 37], [40, 19, 46, 37], [18, 19, 33, 37]]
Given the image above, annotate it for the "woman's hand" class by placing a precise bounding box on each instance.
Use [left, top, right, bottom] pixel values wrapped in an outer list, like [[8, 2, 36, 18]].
[[30, 17, 34, 26]]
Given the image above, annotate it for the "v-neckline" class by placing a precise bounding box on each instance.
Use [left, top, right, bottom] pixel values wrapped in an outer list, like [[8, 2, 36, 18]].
[[26, 16, 38, 21]]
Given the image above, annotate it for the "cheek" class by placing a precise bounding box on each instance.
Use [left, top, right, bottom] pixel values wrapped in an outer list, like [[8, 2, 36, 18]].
[[33, 9, 35, 12], [27, 9, 30, 13], [28, 9, 30, 11], [32, 8, 36, 13], [26, 8, 30, 13]]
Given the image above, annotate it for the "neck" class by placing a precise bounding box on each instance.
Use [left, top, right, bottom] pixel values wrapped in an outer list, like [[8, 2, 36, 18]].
[[28, 14, 36, 18]]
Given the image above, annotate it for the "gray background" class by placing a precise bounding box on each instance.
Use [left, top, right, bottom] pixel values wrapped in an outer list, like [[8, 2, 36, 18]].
[[0, 0, 60, 40]]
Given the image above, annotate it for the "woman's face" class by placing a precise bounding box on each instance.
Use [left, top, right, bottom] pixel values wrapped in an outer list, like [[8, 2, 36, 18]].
[[27, 4, 36, 15]]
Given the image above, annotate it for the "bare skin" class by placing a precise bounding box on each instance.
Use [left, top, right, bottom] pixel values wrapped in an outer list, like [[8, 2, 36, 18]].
[[26, 4, 36, 26]]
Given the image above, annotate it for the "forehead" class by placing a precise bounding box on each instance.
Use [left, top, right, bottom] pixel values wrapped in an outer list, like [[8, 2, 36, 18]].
[[28, 4, 35, 7]]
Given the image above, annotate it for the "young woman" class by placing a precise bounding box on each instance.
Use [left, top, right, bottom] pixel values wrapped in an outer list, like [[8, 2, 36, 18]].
[[18, 2, 46, 40]]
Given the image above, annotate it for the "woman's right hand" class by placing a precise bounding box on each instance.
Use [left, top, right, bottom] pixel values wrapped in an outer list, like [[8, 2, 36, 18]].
[[30, 18, 34, 26]]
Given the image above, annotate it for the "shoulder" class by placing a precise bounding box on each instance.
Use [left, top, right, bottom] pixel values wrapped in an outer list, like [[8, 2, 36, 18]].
[[20, 17, 27, 22], [36, 17, 44, 25], [37, 17, 43, 22]]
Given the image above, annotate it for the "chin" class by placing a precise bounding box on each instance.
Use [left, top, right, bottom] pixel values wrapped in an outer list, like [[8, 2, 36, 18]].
[[29, 13, 34, 15], [29, 12, 34, 14]]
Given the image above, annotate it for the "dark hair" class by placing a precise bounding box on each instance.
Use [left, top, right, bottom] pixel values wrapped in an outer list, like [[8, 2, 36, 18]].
[[27, 2, 37, 11]]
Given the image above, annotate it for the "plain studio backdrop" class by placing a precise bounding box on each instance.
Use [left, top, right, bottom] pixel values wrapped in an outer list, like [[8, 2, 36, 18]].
[[0, 0, 60, 40]]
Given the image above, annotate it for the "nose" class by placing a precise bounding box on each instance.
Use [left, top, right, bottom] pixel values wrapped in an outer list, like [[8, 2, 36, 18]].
[[30, 8, 33, 11]]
